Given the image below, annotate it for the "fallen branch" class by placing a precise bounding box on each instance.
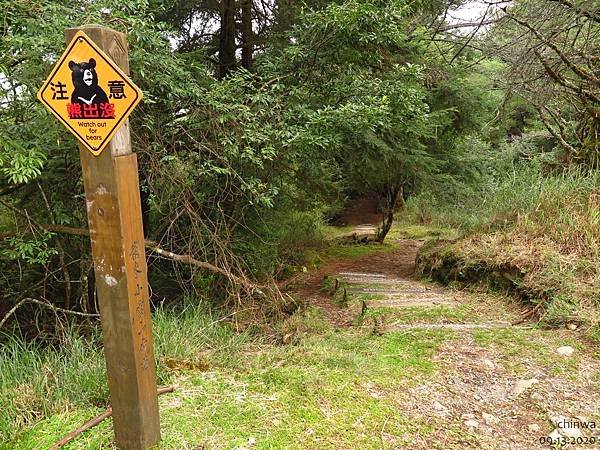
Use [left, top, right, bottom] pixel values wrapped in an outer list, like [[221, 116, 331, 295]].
[[16, 224, 264, 295], [437, 19, 498, 32], [48, 386, 175, 450], [0, 298, 99, 330], [145, 240, 262, 295]]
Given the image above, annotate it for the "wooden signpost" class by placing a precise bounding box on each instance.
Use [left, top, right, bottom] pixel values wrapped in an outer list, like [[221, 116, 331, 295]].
[[38, 26, 161, 449]]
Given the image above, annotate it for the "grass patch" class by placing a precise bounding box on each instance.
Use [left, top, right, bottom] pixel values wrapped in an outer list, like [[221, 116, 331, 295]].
[[472, 328, 583, 376], [1, 304, 455, 449], [388, 223, 458, 241], [7, 409, 112, 450], [0, 301, 251, 445], [373, 304, 471, 325], [155, 328, 452, 449], [323, 241, 397, 260], [351, 292, 387, 302], [0, 329, 108, 444], [357, 304, 471, 328], [272, 305, 332, 342], [152, 302, 249, 371]]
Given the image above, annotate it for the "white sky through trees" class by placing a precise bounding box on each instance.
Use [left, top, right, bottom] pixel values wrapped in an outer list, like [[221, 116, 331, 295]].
[[451, 1, 489, 22]]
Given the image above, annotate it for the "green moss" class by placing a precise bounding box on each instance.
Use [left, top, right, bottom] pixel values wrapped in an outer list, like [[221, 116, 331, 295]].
[[323, 242, 397, 260]]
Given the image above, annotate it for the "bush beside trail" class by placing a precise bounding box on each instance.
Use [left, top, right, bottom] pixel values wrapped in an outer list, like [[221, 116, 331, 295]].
[[413, 168, 600, 343]]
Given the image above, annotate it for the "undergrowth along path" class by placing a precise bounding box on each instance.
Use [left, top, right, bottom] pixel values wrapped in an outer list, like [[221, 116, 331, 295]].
[[6, 227, 600, 449], [297, 231, 600, 449]]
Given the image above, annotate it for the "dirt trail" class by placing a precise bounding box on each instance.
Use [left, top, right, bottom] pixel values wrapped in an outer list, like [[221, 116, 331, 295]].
[[335, 195, 381, 226], [296, 227, 600, 449], [296, 224, 423, 326]]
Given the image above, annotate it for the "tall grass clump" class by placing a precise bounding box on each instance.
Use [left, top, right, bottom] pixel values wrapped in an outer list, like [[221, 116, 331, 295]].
[[410, 140, 600, 336], [406, 159, 600, 247], [152, 299, 250, 374], [519, 169, 600, 258], [0, 329, 106, 442], [0, 301, 250, 442]]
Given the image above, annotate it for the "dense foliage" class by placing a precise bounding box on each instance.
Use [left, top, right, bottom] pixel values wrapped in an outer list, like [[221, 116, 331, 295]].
[[1, 0, 598, 332]]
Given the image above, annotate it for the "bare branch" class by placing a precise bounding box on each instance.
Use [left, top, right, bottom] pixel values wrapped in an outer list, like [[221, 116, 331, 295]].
[[48, 386, 175, 450], [14, 223, 265, 295], [547, 0, 600, 24], [437, 19, 499, 32], [0, 298, 99, 330], [449, 6, 492, 64], [505, 9, 600, 85]]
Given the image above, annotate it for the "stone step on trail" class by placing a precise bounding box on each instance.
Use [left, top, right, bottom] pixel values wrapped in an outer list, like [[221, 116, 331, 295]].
[[338, 272, 388, 278], [367, 292, 453, 300], [339, 225, 378, 241], [340, 277, 418, 286], [382, 321, 523, 332], [337, 273, 423, 288], [348, 288, 444, 295], [333, 268, 524, 337], [336, 271, 457, 310], [352, 224, 377, 232], [350, 290, 449, 301], [364, 298, 456, 308]]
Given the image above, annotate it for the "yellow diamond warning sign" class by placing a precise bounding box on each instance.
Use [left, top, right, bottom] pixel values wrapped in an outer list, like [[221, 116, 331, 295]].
[[37, 31, 143, 156]]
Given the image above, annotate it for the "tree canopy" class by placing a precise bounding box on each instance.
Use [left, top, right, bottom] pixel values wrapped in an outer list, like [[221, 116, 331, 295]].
[[1, 0, 598, 327]]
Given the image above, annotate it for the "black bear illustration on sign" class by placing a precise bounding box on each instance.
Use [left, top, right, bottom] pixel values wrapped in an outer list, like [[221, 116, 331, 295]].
[[68, 58, 108, 106]]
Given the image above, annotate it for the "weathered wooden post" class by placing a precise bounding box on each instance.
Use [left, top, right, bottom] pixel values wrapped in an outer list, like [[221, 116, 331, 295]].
[[38, 25, 161, 449]]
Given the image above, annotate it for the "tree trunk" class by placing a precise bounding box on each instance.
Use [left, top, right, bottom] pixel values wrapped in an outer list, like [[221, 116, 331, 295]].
[[219, 0, 237, 78], [241, 0, 253, 70], [376, 184, 402, 243]]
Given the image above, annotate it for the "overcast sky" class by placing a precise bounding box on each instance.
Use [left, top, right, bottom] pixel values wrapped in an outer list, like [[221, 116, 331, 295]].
[[451, 1, 489, 22], [444, 0, 511, 34]]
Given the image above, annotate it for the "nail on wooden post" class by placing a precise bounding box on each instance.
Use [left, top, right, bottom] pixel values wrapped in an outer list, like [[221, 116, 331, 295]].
[[65, 25, 161, 449]]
